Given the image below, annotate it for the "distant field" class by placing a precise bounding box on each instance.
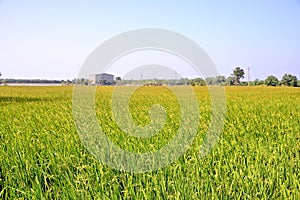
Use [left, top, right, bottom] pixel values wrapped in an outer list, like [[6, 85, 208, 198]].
[[0, 86, 299, 199]]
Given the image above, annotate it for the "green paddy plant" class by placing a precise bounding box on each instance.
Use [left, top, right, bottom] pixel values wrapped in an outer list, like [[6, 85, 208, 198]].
[[0, 86, 299, 199]]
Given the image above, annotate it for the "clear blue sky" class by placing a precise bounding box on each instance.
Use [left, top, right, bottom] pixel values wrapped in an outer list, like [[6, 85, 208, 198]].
[[0, 0, 299, 80]]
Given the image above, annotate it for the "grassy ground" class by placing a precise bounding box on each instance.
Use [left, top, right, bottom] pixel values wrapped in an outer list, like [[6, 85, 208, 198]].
[[0, 86, 299, 199]]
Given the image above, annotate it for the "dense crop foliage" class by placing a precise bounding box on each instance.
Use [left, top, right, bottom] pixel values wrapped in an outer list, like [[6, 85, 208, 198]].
[[0, 86, 299, 199]]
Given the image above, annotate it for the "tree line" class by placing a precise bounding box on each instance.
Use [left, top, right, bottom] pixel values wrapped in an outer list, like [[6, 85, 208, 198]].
[[117, 67, 299, 87], [0, 67, 299, 87]]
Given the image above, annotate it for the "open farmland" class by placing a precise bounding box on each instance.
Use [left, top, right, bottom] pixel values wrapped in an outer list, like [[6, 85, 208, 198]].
[[0, 86, 299, 199]]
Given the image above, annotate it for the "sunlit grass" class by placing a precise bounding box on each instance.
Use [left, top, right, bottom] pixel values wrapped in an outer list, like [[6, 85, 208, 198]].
[[0, 86, 299, 199]]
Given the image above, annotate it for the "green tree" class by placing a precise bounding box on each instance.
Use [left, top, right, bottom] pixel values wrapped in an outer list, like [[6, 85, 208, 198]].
[[265, 75, 279, 86], [281, 73, 298, 87], [178, 78, 189, 85], [226, 76, 235, 86], [205, 77, 215, 85], [205, 76, 226, 85], [232, 67, 245, 85], [188, 78, 206, 86], [253, 78, 264, 86], [216, 75, 226, 85], [115, 76, 121, 85], [102, 79, 108, 85]]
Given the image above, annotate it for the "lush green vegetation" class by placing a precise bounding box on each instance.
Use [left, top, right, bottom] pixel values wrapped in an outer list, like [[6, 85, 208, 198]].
[[0, 86, 299, 199]]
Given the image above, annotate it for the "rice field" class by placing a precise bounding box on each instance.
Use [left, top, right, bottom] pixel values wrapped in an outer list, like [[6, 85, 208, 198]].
[[0, 86, 299, 199]]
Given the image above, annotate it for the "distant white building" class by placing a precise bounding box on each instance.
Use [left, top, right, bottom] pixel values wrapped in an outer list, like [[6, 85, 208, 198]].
[[89, 73, 114, 85]]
